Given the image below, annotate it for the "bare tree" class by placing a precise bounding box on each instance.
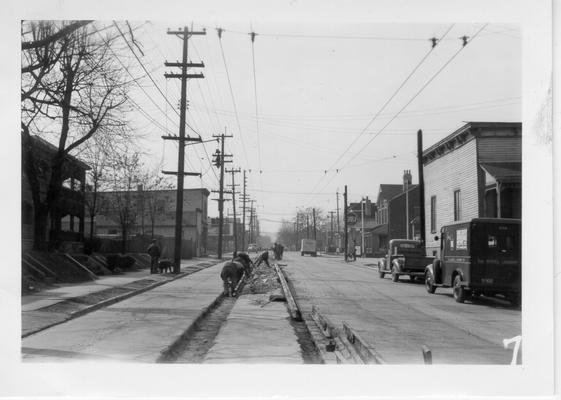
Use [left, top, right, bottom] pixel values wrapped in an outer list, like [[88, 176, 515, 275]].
[[104, 152, 143, 253], [138, 164, 174, 238], [21, 21, 134, 249]]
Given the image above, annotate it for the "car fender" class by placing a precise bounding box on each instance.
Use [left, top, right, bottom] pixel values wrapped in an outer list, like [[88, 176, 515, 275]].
[[392, 258, 404, 273], [378, 258, 387, 271], [426, 259, 441, 283]]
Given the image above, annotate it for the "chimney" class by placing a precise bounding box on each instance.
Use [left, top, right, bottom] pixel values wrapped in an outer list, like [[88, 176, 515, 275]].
[[403, 170, 412, 192]]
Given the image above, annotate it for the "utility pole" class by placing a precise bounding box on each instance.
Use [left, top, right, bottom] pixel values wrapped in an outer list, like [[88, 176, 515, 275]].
[[329, 211, 335, 247], [226, 167, 241, 252], [163, 26, 205, 274], [211, 129, 233, 259], [306, 214, 310, 239], [249, 199, 255, 244], [361, 198, 365, 258], [241, 170, 248, 250], [312, 208, 317, 240], [417, 130, 426, 246], [344, 185, 348, 261]]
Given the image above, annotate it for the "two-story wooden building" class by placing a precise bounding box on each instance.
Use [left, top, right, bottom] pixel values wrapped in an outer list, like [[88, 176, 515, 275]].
[[422, 121, 521, 256]]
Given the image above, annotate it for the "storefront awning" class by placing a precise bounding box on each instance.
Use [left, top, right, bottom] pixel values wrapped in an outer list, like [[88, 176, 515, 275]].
[[480, 162, 521, 185]]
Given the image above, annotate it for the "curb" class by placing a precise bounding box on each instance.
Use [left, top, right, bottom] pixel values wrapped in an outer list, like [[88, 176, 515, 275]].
[[273, 263, 302, 321], [22, 260, 222, 338]]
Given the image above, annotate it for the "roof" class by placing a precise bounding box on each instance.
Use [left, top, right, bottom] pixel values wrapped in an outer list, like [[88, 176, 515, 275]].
[[480, 162, 521, 183], [422, 122, 521, 164], [378, 184, 403, 205], [370, 224, 388, 235], [30, 136, 91, 171]]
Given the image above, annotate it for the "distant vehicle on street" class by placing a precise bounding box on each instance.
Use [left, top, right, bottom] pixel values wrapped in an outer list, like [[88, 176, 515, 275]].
[[300, 239, 317, 257], [424, 218, 521, 305], [378, 239, 435, 282], [247, 243, 258, 253]]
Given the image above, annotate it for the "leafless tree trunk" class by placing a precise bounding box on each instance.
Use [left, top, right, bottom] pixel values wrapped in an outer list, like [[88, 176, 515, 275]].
[[21, 21, 135, 250]]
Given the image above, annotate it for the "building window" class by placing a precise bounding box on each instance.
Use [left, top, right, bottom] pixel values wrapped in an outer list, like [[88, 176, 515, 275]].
[[454, 190, 461, 221], [430, 196, 436, 233]]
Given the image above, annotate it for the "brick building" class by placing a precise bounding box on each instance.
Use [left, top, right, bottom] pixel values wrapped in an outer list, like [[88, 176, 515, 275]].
[[422, 121, 521, 256], [90, 188, 209, 257]]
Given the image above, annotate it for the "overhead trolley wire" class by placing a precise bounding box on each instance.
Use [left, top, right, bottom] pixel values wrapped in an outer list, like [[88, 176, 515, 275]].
[[339, 23, 489, 171], [310, 23, 488, 206], [308, 24, 455, 195]]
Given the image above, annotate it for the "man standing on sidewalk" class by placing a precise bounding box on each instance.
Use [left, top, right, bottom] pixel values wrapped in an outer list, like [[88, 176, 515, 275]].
[[147, 239, 161, 274]]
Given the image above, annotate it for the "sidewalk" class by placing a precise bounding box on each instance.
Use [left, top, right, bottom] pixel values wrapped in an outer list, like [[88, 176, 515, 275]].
[[22, 257, 222, 337], [22, 262, 227, 362]]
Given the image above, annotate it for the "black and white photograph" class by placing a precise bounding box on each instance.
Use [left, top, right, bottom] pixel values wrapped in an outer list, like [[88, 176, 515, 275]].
[[1, 0, 558, 398]]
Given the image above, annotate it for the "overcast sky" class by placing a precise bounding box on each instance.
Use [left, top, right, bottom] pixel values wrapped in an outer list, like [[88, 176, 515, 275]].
[[103, 21, 520, 237]]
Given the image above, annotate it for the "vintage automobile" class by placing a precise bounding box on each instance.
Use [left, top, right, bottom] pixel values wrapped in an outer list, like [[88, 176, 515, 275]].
[[301, 239, 317, 257], [378, 239, 435, 282], [247, 243, 258, 253], [424, 218, 521, 305]]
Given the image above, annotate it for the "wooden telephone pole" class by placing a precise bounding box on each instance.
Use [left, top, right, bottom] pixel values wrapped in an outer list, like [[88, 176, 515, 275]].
[[212, 129, 233, 259], [163, 26, 205, 274], [226, 167, 241, 252]]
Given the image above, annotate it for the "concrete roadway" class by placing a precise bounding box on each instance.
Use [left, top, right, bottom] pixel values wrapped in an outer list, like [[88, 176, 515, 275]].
[[283, 251, 521, 364]]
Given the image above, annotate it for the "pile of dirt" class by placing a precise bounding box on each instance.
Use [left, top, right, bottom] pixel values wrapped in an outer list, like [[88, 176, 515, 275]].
[[243, 262, 281, 295]]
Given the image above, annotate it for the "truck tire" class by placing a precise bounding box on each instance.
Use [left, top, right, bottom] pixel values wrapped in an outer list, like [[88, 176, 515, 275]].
[[425, 271, 436, 294], [391, 267, 399, 282], [453, 275, 466, 303], [378, 270, 385, 279]]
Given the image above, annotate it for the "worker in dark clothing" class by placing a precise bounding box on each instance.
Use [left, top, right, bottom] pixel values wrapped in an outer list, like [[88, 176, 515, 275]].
[[147, 239, 161, 274], [255, 250, 271, 268]]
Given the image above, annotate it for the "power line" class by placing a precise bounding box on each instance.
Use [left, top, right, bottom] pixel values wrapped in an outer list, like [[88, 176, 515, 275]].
[[116, 21, 203, 137], [249, 29, 265, 210], [216, 28, 251, 169]]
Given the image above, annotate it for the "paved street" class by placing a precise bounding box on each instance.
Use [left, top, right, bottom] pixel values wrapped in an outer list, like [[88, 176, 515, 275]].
[[283, 251, 521, 364]]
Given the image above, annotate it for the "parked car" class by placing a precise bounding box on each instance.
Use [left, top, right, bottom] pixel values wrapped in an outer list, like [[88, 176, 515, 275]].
[[301, 239, 317, 257], [247, 243, 258, 253], [378, 239, 435, 282], [424, 218, 521, 305]]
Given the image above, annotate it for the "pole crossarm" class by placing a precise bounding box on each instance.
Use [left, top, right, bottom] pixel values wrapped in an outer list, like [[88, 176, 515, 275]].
[[165, 61, 205, 68], [161, 171, 202, 177], [161, 135, 203, 142], [165, 73, 205, 79]]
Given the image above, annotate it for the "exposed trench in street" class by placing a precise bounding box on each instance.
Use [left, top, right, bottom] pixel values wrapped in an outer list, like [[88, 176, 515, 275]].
[[160, 260, 323, 364]]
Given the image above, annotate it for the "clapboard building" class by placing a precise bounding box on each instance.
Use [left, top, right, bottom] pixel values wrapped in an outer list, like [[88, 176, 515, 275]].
[[422, 122, 522, 256]]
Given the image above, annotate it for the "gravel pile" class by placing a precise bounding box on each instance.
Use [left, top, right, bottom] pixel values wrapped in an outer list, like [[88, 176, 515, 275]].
[[243, 262, 281, 295]]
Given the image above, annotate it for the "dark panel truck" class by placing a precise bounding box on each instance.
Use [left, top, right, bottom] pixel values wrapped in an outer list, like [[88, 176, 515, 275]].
[[424, 218, 521, 305], [378, 239, 435, 282]]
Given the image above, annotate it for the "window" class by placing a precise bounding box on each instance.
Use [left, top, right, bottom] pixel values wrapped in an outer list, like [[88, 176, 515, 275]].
[[430, 196, 436, 233], [454, 190, 461, 221]]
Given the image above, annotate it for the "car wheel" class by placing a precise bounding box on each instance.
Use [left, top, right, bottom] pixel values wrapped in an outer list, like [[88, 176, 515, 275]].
[[410, 275, 417, 282], [301, 252, 304, 256], [391, 267, 399, 282], [378, 270, 385, 279], [425, 271, 436, 294], [453, 275, 466, 303]]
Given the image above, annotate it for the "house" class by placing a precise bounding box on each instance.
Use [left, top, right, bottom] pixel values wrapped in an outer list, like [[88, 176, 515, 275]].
[[388, 171, 422, 241], [348, 197, 376, 256], [422, 121, 521, 256], [89, 188, 209, 257], [367, 184, 404, 256], [22, 136, 90, 251]]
